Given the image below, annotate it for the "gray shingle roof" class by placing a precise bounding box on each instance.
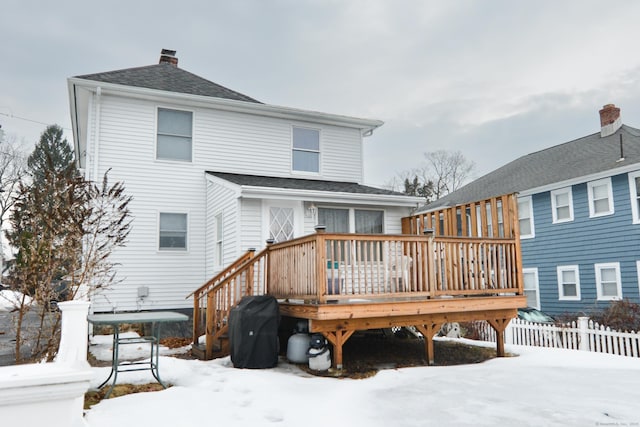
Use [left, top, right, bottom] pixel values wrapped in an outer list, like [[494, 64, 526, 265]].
[[74, 63, 260, 103], [424, 124, 640, 210], [207, 172, 408, 196]]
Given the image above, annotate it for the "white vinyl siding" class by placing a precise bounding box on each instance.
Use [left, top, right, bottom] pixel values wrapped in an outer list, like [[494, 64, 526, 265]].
[[551, 187, 574, 224], [557, 265, 581, 301], [523, 268, 540, 309], [157, 108, 193, 161], [83, 94, 371, 311], [588, 178, 614, 218], [595, 262, 622, 301], [628, 171, 640, 224], [518, 196, 535, 239], [292, 126, 320, 173]]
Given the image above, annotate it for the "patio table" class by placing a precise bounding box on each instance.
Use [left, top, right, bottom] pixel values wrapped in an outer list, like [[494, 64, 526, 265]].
[[88, 311, 188, 398]]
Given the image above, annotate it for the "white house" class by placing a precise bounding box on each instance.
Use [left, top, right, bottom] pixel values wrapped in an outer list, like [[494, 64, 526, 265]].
[[68, 50, 422, 312]]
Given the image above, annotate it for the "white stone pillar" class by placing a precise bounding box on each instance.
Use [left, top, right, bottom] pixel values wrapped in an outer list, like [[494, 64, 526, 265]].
[[56, 301, 91, 368]]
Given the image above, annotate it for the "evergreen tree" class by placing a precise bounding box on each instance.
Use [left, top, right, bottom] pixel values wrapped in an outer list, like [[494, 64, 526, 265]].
[[27, 124, 76, 184]]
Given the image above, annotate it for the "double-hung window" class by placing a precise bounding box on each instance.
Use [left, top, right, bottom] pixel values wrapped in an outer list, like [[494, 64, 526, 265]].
[[292, 127, 320, 173], [557, 265, 580, 300], [522, 268, 540, 309], [595, 262, 622, 300], [629, 171, 640, 223], [159, 212, 187, 250], [157, 108, 193, 161], [215, 213, 223, 266], [551, 187, 573, 223], [518, 196, 535, 238], [588, 178, 614, 217]]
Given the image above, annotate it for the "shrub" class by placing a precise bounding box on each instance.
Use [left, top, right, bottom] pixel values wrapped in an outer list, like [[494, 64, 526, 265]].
[[590, 299, 640, 332]]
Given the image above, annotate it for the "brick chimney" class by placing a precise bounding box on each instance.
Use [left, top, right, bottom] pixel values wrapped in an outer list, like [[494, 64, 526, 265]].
[[599, 103, 621, 137], [159, 49, 178, 66]]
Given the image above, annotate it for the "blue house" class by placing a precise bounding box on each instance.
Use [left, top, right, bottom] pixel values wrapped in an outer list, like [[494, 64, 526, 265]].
[[421, 104, 640, 316]]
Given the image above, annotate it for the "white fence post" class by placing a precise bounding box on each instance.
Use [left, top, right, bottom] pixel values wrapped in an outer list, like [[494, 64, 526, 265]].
[[578, 316, 590, 352], [56, 300, 91, 368], [504, 319, 513, 345]]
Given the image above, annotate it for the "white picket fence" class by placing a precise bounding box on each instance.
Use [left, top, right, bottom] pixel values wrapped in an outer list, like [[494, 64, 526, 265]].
[[473, 317, 640, 357]]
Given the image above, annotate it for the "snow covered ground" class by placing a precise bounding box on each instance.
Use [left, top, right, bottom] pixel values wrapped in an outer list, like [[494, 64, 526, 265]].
[[84, 335, 640, 427]]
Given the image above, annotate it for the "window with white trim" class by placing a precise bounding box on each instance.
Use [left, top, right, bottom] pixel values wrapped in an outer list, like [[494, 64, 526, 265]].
[[157, 108, 193, 161], [518, 196, 535, 238], [595, 262, 622, 301], [557, 265, 580, 300], [292, 127, 320, 173], [523, 268, 540, 309], [215, 213, 223, 266], [551, 187, 574, 223], [588, 178, 614, 217], [628, 171, 640, 223], [159, 212, 187, 250]]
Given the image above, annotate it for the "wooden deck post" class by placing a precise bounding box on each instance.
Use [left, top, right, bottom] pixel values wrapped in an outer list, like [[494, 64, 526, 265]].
[[487, 318, 510, 357], [205, 291, 215, 359], [323, 330, 354, 370], [415, 322, 442, 365]]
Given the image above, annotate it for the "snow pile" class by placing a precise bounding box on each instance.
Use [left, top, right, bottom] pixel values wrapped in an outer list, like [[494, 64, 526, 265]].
[[84, 336, 640, 427]]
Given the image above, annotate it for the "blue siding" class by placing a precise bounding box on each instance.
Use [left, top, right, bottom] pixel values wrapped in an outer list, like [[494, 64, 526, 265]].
[[521, 172, 640, 315]]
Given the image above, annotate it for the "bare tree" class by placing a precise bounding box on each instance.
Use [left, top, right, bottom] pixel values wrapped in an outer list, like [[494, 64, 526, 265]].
[[424, 150, 475, 199], [393, 150, 475, 203], [5, 125, 132, 362], [0, 131, 28, 278]]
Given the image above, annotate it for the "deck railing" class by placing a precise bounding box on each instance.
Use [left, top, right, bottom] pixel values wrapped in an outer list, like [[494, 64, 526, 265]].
[[267, 231, 521, 302], [191, 212, 523, 353], [190, 249, 268, 358]]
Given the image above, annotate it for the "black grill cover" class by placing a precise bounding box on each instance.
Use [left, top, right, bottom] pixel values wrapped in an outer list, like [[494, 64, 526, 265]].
[[229, 295, 280, 368]]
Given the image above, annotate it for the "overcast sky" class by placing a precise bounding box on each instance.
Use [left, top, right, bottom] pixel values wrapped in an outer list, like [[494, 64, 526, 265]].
[[2, 1, 640, 187]]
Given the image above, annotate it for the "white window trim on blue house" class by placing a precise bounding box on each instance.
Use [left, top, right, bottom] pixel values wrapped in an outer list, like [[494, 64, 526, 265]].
[[629, 171, 640, 224], [522, 268, 540, 309], [557, 265, 581, 301], [518, 196, 535, 239], [551, 187, 574, 224], [595, 262, 622, 301], [587, 177, 614, 218]]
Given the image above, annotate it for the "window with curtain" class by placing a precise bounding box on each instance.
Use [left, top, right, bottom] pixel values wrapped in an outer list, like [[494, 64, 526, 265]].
[[157, 108, 193, 161], [355, 210, 384, 234]]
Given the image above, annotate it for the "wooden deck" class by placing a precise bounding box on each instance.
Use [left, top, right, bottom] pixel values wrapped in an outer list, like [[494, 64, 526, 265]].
[[189, 193, 526, 368]]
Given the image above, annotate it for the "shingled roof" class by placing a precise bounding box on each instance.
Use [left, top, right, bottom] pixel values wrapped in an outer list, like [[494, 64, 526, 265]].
[[424, 124, 640, 211], [207, 171, 408, 196], [74, 63, 260, 103]]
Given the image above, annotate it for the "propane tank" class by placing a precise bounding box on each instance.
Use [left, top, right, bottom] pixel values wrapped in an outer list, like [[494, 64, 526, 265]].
[[287, 332, 311, 363], [307, 333, 331, 371]]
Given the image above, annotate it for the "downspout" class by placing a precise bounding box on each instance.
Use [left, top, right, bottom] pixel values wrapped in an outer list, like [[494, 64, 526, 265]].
[[92, 87, 102, 181]]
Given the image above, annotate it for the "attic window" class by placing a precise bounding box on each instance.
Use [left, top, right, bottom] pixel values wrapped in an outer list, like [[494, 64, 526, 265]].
[[292, 126, 319, 173], [157, 108, 193, 162]]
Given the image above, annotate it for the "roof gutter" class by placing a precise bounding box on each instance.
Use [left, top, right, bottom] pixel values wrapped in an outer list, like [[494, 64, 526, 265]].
[[67, 78, 384, 135]]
